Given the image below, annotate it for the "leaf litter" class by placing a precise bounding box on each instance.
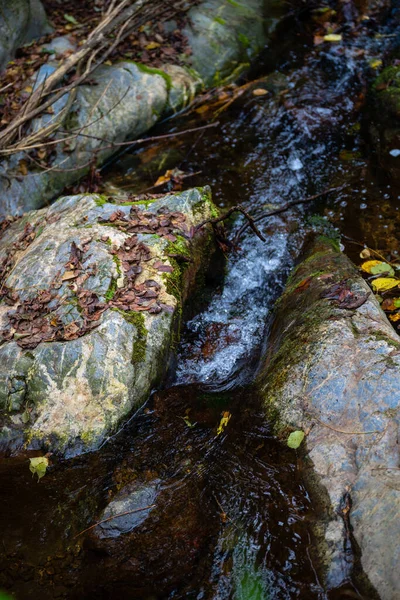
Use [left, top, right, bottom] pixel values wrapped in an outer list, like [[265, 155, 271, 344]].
[[0, 204, 191, 349]]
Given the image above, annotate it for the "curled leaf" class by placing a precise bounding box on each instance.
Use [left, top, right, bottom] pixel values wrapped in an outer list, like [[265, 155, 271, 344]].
[[287, 430, 305, 449], [360, 248, 371, 259], [217, 411, 231, 435]]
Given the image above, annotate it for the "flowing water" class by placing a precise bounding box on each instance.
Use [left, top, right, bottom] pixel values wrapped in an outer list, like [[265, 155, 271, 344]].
[[2, 4, 400, 599]]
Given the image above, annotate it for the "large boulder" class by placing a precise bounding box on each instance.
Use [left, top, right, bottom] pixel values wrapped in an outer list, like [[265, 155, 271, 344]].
[[0, 0, 289, 217], [0, 187, 217, 457], [0, 0, 50, 73], [258, 233, 400, 599]]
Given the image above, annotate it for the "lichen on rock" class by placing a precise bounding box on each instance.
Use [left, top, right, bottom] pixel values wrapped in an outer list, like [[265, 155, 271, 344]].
[[0, 187, 216, 457]]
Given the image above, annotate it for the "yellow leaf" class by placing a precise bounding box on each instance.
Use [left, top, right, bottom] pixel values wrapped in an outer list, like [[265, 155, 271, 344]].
[[361, 260, 385, 273], [195, 105, 210, 114], [104, 60, 112, 66], [217, 411, 231, 435], [389, 313, 400, 322], [24, 85, 33, 94], [323, 34, 342, 42], [154, 169, 173, 187], [371, 277, 399, 292], [29, 456, 49, 481], [252, 88, 269, 96], [370, 59, 382, 69], [145, 42, 161, 50]]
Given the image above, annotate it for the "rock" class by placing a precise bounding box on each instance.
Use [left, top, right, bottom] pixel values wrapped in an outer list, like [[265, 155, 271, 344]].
[[183, 0, 284, 87], [96, 480, 160, 539], [0, 187, 217, 456], [0, 0, 50, 73], [258, 233, 400, 599], [85, 474, 216, 598], [0, 0, 291, 217]]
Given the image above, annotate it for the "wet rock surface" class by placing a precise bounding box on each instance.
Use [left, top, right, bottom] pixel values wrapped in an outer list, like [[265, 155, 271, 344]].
[[96, 480, 160, 539], [183, 0, 284, 86], [259, 233, 400, 599], [0, 187, 216, 456]]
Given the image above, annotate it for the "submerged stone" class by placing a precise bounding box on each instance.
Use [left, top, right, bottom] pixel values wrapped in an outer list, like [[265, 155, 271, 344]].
[[96, 480, 160, 539], [0, 187, 216, 457], [258, 234, 400, 599]]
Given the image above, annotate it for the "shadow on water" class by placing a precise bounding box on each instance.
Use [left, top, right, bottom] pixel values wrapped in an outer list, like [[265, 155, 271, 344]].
[[2, 3, 400, 599], [0, 382, 360, 599]]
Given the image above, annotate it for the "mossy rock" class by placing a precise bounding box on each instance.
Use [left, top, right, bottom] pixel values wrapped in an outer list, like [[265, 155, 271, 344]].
[[258, 234, 400, 599], [0, 188, 217, 457]]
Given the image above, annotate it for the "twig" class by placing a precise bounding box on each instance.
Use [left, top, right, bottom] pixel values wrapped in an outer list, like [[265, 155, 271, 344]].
[[74, 503, 156, 538], [195, 204, 266, 243], [234, 184, 348, 244], [312, 414, 384, 435]]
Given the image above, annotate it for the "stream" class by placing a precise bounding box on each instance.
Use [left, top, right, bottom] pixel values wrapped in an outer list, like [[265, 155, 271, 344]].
[[1, 4, 400, 599]]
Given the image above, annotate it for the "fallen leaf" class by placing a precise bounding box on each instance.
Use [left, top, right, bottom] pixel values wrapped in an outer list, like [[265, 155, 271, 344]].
[[361, 260, 394, 277], [180, 415, 196, 428], [29, 456, 49, 481], [370, 59, 382, 69], [64, 13, 79, 25], [323, 34, 342, 42], [360, 248, 371, 259], [18, 160, 28, 176], [195, 105, 211, 114], [62, 270, 78, 281], [252, 88, 269, 96], [371, 277, 399, 292], [389, 313, 400, 322], [382, 297, 400, 311], [287, 430, 305, 449], [145, 42, 161, 50], [217, 411, 231, 435]]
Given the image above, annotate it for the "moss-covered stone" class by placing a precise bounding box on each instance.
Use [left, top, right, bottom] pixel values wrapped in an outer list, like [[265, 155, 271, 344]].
[[0, 188, 217, 457], [258, 234, 400, 598]]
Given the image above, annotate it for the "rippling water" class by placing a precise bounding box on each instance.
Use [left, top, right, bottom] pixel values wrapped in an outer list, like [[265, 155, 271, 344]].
[[2, 5, 400, 599]]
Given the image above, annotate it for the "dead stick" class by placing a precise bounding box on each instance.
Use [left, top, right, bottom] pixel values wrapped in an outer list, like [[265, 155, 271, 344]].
[[195, 204, 266, 243], [234, 184, 348, 245], [74, 503, 156, 538]]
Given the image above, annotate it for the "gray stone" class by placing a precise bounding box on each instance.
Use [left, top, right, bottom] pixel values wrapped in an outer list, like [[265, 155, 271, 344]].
[[0, 187, 216, 456], [183, 0, 284, 86], [258, 234, 400, 599], [0, 0, 50, 73], [97, 480, 160, 538]]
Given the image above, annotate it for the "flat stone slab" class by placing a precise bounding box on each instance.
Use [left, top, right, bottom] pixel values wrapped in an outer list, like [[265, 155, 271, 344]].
[[0, 187, 216, 457], [259, 234, 400, 599]]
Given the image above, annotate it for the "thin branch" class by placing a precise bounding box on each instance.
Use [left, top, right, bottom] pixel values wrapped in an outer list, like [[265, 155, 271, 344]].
[[234, 184, 348, 245], [195, 204, 266, 243], [74, 503, 156, 538]]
